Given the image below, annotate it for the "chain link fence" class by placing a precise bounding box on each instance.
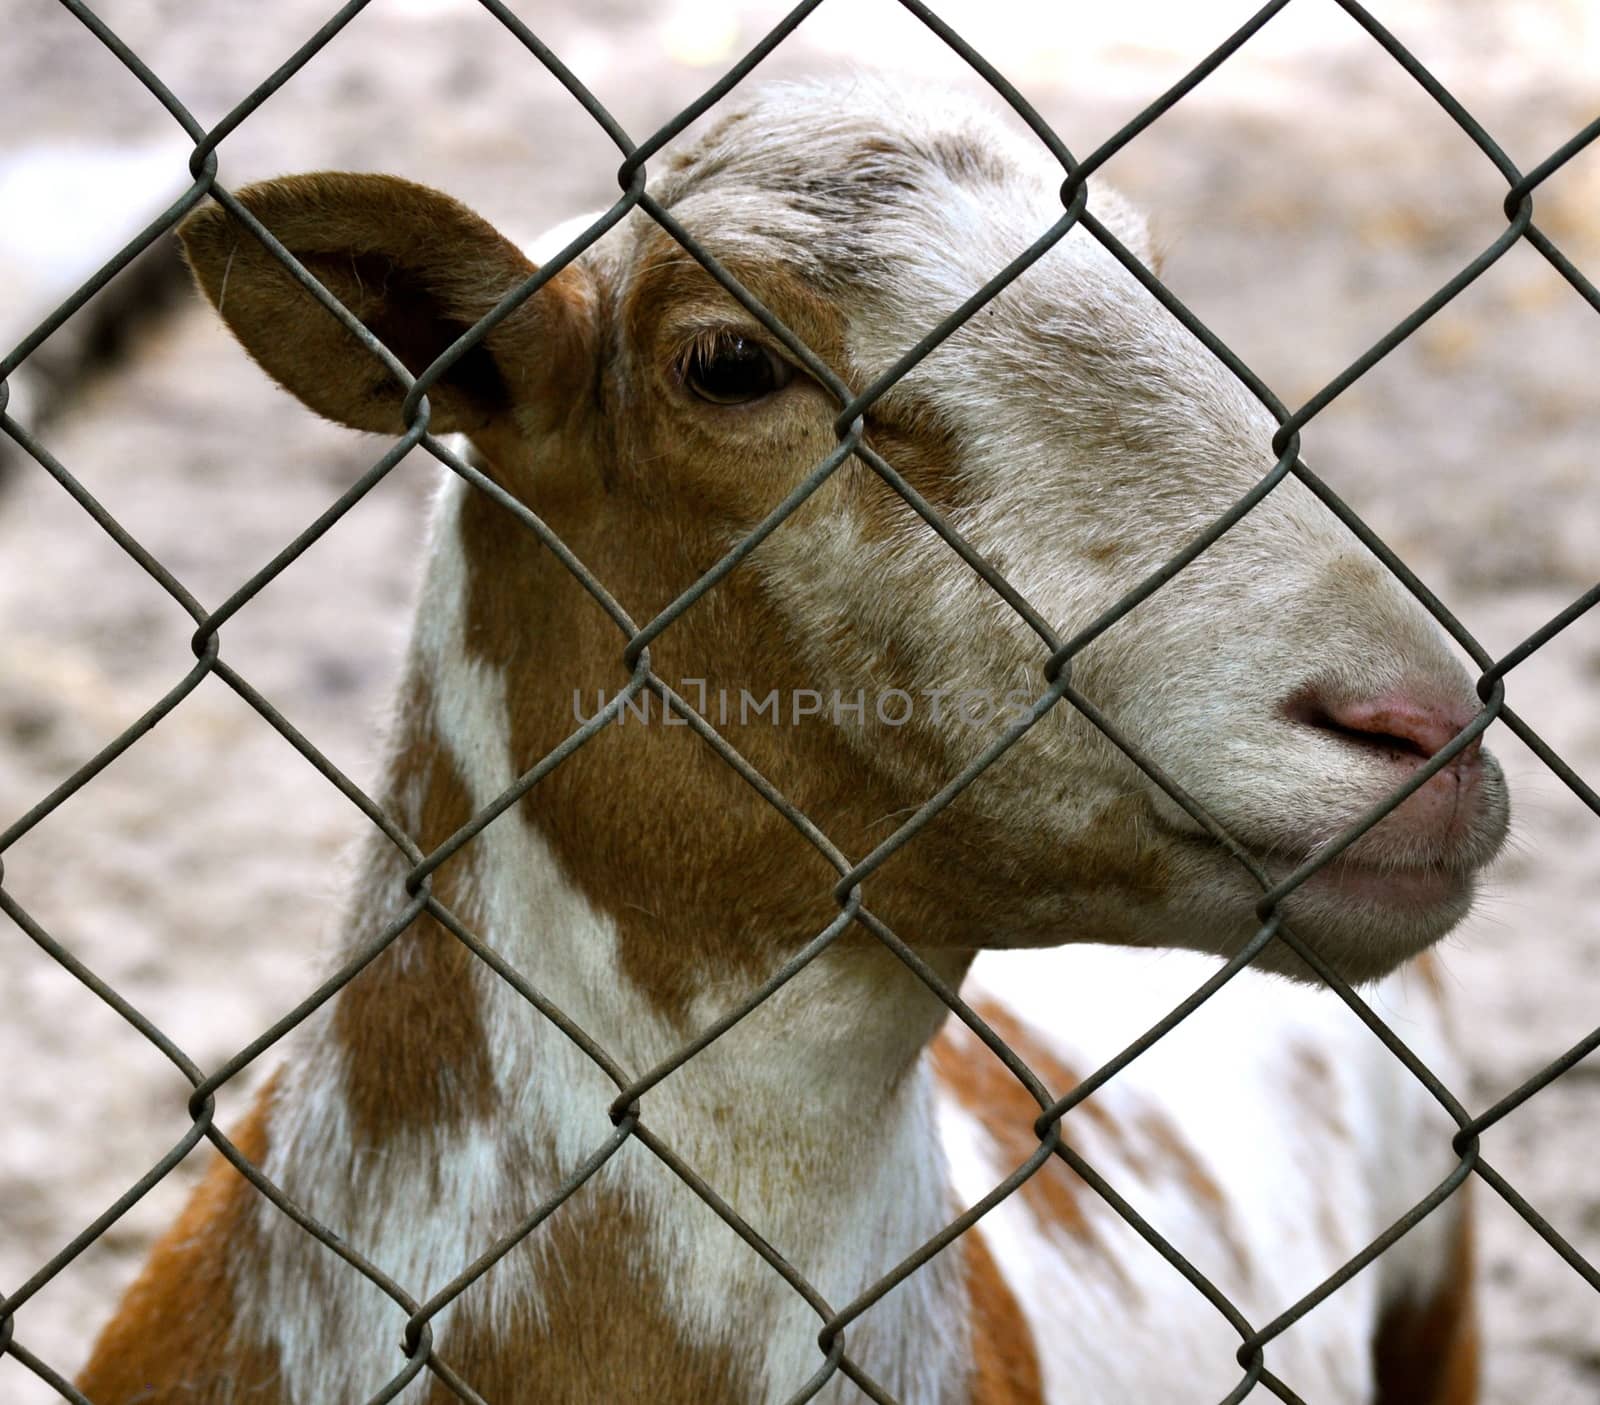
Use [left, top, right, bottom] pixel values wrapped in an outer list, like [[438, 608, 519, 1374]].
[[2, 1, 1598, 1401]]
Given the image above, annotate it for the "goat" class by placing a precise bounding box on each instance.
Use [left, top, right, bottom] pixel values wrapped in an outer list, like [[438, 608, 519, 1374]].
[[77, 79, 1506, 1403]]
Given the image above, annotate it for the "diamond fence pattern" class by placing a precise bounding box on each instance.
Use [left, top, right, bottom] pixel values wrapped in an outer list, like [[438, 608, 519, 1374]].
[[2, 1, 1598, 1402]]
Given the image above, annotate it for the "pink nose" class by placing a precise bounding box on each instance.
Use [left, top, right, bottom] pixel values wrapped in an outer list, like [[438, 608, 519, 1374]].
[[1292, 691, 1482, 767], [1282, 682, 1503, 867]]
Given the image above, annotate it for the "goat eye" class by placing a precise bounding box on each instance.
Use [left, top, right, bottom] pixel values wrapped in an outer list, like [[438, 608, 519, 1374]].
[[683, 335, 793, 405]]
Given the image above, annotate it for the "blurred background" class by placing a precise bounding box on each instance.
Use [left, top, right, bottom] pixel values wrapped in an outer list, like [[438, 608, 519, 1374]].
[[3, 0, 1599, 1399]]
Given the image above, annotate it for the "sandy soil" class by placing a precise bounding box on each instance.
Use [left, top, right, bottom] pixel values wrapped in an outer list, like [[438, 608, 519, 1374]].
[[3, 1, 1598, 1400]]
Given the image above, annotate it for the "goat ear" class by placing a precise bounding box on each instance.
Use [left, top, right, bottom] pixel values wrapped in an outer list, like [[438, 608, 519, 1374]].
[[178, 173, 596, 438]]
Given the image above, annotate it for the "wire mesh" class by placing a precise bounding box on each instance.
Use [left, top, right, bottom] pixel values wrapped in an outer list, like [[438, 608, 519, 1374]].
[[2, 1, 1598, 1401]]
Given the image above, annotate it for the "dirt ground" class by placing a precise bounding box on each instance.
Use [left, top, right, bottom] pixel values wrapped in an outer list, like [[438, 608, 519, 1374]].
[[3, 1, 1598, 1400]]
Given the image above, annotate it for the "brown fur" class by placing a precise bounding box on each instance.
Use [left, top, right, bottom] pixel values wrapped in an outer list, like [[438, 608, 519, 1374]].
[[77, 669, 766, 1403], [965, 1227, 1045, 1405], [935, 998, 1256, 1293], [930, 1004, 1125, 1278], [178, 174, 596, 441], [1373, 1194, 1479, 1405], [856, 398, 973, 543], [331, 679, 499, 1145], [77, 1076, 285, 1402], [1052, 795, 1174, 915], [422, 1181, 758, 1404], [452, 477, 846, 1026], [985, 999, 1254, 1289]]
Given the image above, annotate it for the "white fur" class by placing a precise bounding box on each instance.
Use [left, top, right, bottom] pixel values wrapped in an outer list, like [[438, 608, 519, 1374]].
[[949, 946, 1465, 1401]]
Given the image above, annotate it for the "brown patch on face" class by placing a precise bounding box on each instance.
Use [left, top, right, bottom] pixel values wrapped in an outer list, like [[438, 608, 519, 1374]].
[[424, 1174, 759, 1404], [77, 1075, 286, 1401], [623, 227, 851, 398], [452, 474, 855, 1028], [449, 239, 1041, 1026], [857, 396, 971, 544], [965, 1225, 1046, 1405], [1373, 1190, 1479, 1405], [331, 677, 497, 1143]]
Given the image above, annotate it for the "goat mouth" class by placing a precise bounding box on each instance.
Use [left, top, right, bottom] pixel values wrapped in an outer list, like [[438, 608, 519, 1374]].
[[1294, 854, 1468, 911], [1151, 811, 1472, 897], [1145, 806, 1484, 931]]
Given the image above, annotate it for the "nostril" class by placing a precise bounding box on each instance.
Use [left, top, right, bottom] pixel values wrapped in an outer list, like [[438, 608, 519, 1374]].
[[1283, 688, 1480, 765]]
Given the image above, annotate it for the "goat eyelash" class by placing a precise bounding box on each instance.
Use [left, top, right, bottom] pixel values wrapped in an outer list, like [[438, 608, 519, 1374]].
[[675, 327, 768, 376], [675, 327, 796, 405]]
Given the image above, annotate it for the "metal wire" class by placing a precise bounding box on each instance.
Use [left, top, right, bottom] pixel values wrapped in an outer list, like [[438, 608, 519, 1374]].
[[2, 1, 1597, 1401]]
